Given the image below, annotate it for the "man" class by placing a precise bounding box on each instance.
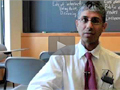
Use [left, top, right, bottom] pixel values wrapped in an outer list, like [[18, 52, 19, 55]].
[[27, 1, 120, 90]]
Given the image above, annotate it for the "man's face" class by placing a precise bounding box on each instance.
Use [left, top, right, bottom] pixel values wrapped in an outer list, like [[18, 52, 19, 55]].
[[76, 10, 107, 44]]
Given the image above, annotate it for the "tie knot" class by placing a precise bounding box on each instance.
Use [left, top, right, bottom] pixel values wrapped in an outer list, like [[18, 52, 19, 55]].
[[85, 52, 92, 60]]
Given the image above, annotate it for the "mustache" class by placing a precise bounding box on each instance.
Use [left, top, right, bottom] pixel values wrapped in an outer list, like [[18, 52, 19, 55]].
[[83, 28, 95, 34], [84, 31, 94, 34], [86, 27, 93, 31], [84, 31, 95, 35]]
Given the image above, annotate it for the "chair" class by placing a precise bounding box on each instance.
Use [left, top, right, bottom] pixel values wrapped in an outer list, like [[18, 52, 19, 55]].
[[115, 52, 120, 55], [4, 57, 45, 90], [0, 44, 9, 84], [39, 51, 53, 63]]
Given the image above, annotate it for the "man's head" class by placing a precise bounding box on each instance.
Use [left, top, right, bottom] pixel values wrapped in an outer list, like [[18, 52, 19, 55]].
[[76, 1, 107, 49], [77, 1, 106, 23]]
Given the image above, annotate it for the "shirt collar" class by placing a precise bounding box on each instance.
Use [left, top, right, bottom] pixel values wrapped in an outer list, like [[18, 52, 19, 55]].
[[76, 40, 101, 60], [91, 44, 101, 59]]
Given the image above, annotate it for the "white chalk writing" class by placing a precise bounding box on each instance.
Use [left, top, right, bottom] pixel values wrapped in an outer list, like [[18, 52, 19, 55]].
[[104, 0, 120, 21], [52, 1, 81, 18], [52, 1, 120, 21]]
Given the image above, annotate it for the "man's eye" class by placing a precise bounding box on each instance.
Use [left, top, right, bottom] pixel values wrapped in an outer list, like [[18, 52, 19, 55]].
[[81, 18, 88, 23], [92, 18, 100, 24]]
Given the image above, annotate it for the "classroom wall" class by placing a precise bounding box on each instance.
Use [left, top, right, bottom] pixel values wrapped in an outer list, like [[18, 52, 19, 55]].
[[10, 0, 22, 56], [0, 0, 22, 80], [5, 0, 22, 56]]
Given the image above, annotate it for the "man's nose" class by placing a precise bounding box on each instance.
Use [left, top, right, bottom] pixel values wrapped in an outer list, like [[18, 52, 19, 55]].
[[86, 21, 93, 30]]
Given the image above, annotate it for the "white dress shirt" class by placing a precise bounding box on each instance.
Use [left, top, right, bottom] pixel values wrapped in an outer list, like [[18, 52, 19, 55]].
[[27, 40, 120, 90]]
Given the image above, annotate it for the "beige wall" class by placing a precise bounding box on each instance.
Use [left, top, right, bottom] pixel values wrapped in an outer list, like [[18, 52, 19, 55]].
[[11, 0, 22, 56], [5, 0, 22, 56]]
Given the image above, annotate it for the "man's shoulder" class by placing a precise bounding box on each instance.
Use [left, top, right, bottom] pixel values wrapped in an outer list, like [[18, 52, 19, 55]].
[[101, 47, 120, 59]]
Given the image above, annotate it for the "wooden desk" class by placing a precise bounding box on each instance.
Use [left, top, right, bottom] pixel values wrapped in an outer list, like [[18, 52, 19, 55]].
[[0, 48, 29, 55], [21, 33, 120, 58]]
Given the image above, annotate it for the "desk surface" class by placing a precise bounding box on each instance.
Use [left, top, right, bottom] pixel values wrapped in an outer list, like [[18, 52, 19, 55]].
[[0, 48, 29, 53]]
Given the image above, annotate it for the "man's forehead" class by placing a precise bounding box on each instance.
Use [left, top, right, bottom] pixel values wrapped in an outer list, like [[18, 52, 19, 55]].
[[79, 10, 102, 19]]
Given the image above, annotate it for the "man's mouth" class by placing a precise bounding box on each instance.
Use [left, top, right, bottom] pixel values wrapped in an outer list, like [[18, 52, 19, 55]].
[[84, 32, 94, 37]]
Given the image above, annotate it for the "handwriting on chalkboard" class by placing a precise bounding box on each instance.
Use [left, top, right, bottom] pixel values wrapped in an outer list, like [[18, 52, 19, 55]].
[[29, 0, 120, 32], [52, 1, 81, 18], [52, 0, 120, 21], [104, 0, 120, 21]]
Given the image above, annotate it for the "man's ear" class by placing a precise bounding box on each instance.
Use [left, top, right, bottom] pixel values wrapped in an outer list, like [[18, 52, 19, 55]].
[[75, 20, 78, 27], [102, 22, 107, 32], [76, 20, 79, 28], [75, 20, 79, 31]]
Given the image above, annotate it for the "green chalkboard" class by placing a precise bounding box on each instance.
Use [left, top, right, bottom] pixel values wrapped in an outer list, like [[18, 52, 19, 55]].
[[23, 0, 120, 33]]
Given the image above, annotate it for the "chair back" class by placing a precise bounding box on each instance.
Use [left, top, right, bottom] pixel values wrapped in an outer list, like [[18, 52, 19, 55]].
[[39, 51, 53, 63], [115, 52, 120, 55], [0, 44, 7, 60], [5, 57, 45, 85]]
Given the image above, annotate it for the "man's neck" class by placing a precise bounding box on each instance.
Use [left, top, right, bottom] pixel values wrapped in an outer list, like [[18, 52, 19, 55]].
[[82, 41, 99, 51]]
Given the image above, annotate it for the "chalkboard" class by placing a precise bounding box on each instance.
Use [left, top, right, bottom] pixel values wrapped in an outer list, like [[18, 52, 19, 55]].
[[28, 0, 120, 32], [104, 0, 120, 32]]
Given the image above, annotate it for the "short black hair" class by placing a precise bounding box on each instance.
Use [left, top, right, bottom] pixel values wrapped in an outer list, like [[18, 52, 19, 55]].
[[77, 1, 106, 23]]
